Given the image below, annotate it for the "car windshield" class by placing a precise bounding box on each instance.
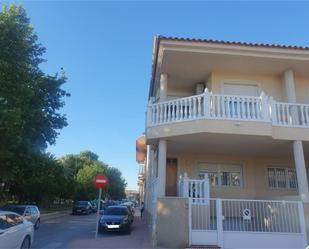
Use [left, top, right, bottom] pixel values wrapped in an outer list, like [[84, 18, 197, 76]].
[[104, 208, 127, 216], [76, 201, 88, 205], [2, 206, 25, 215]]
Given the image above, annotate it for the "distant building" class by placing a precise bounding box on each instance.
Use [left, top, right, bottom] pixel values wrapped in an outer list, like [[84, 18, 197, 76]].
[[136, 134, 146, 203], [125, 189, 138, 202]]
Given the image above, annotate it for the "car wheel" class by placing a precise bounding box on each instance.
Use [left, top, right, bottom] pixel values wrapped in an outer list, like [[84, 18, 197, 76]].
[[34, 219, 40, 229], [125, 226, 131, 235], [21, 236, 31, 249]]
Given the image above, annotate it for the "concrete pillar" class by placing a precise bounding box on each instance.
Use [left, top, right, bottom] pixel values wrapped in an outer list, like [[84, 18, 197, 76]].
[[157, 140, 167, 197], [159, 73, 167, 102], [293, 140, 309, 203], [283, 69, 296, 103], [145, 145, 152, 210], [283, 70, 309, 202]]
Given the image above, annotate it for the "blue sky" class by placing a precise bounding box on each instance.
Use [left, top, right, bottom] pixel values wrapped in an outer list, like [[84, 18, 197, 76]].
[[3, 1, 309, 190]]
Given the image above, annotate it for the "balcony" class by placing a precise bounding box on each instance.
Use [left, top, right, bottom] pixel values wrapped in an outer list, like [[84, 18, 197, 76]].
[[147, 90, 309, 131]]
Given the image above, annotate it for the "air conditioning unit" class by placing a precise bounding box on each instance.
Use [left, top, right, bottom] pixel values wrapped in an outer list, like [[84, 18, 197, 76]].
[[195, 83, 205, 95]]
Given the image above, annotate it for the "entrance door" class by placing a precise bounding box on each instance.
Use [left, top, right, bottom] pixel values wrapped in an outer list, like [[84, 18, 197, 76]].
[[165, 158, 178, 196]]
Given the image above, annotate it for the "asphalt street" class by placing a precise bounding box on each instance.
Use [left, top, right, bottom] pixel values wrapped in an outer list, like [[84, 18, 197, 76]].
[[32, 212, 152, 249]]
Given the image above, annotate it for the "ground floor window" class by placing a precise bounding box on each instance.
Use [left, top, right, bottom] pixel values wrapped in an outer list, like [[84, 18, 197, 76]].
[[199, 163, 242, 187], [267, 167, 297, 189]]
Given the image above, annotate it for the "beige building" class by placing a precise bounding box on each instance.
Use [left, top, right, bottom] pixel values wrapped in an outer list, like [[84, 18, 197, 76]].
[[136, 135, 147, 203], [143, 36, 309, 249]]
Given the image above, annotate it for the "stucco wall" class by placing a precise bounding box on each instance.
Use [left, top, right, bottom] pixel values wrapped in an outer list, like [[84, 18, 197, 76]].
[[295, 76, 309, 104], [156, 197, 189, 248], [173, 153, 300, 200], [166, 71, 309, 104]]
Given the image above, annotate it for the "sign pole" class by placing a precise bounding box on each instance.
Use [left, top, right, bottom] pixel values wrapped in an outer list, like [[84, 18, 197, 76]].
[[95, 188, 102, 239]]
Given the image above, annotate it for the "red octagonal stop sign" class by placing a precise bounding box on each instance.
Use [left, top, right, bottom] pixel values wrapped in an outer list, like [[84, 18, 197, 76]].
[[94, 174, 108, 188]]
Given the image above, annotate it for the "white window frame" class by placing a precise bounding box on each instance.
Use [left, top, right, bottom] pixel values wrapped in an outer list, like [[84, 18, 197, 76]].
[[198, 163, 243, 188], [267, 167, 298, 190]]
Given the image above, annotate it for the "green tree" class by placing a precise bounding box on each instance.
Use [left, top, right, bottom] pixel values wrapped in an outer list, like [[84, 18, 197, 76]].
[[59, 151, 127, 201], [75, 162, 106, 200], [0, 4, 69, 202]]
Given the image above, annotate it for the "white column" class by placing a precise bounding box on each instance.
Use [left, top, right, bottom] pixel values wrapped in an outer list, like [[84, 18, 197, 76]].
[[159, 73, 168, 102], [283, 69, 296, 103], [157, 139, 167, 197], [145, 145, 153, 210], [293, 140, 309, 203], [283, 70, 309, 202]]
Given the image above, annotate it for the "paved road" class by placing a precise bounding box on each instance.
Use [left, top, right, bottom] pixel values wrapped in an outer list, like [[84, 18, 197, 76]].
[[32, 212, 152, 248]]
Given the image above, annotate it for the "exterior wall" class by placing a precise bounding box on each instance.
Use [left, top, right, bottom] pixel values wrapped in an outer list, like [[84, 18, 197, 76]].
[[156, 197, 189, 248], [295, 76, 309, 104], [210, 71, 284, 101], [147, 119, 309, 142], [166, 71, 309, 104], [173, 152, 300, 200]]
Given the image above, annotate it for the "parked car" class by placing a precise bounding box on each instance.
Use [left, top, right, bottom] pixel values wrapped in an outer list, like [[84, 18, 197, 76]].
[[98, 206, 131, 234], [72, 201, 92, 215], [120, 204, 134, 223], [101, 200, 116, 210], [0, 211, 34, 249], [1, 205, 40, 230], [121, 202, 135, 216], [90, 202, 97, 213]]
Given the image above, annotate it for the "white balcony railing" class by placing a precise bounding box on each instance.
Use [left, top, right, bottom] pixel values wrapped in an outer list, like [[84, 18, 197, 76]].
[[147, 90, 309, 128]]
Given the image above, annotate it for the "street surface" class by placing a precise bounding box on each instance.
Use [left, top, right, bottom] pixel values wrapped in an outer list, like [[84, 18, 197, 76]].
[[32, 211, 152, 248]]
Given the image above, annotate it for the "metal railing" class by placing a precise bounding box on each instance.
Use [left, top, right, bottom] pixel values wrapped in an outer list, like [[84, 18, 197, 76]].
[[190, 198, 304, 233]]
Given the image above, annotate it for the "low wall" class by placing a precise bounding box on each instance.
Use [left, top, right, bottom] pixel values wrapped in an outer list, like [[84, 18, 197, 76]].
[[156, 197, 189, 248]]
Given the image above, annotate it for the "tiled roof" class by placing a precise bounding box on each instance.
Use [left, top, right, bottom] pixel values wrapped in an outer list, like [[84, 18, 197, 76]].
[[158, 35, 309, 51]]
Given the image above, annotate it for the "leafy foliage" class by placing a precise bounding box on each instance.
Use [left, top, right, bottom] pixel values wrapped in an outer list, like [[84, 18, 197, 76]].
[[0, 5, 126, 205], [60, 151, 127, 201], [0, 4, 69, 203]]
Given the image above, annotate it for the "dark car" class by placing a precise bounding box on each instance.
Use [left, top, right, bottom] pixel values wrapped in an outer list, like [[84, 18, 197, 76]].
[[101, 200, 116, 210], [72, 201, 92, 215], [98, 206, 131, 234], [90, 202, 97, 213], [1, 204, 41, 229], [120, 204, 134, 224]]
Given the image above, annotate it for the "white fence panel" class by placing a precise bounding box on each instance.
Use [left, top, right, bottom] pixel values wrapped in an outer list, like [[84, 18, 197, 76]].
[[178, 173, 209, 199], [189, 198, 307, 248]]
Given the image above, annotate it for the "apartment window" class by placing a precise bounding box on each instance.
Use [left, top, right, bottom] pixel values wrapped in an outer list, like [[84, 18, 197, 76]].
[[267, 167, 297, 189], [199, 164, 242, 187]]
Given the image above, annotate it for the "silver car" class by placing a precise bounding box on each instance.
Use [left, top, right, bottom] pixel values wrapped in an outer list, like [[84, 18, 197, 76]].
[[0, 211, 34, 249], [1, 205, 40, 230]]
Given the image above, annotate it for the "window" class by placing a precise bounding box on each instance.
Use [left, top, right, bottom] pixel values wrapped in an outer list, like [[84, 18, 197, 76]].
[[199, 163, 242, 187], [223, 83, 259, 96], [31, 207, 38, 214], [0, 215, 7, 230], [6, 214, 23, 228], [267, 167, 297, 189]]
